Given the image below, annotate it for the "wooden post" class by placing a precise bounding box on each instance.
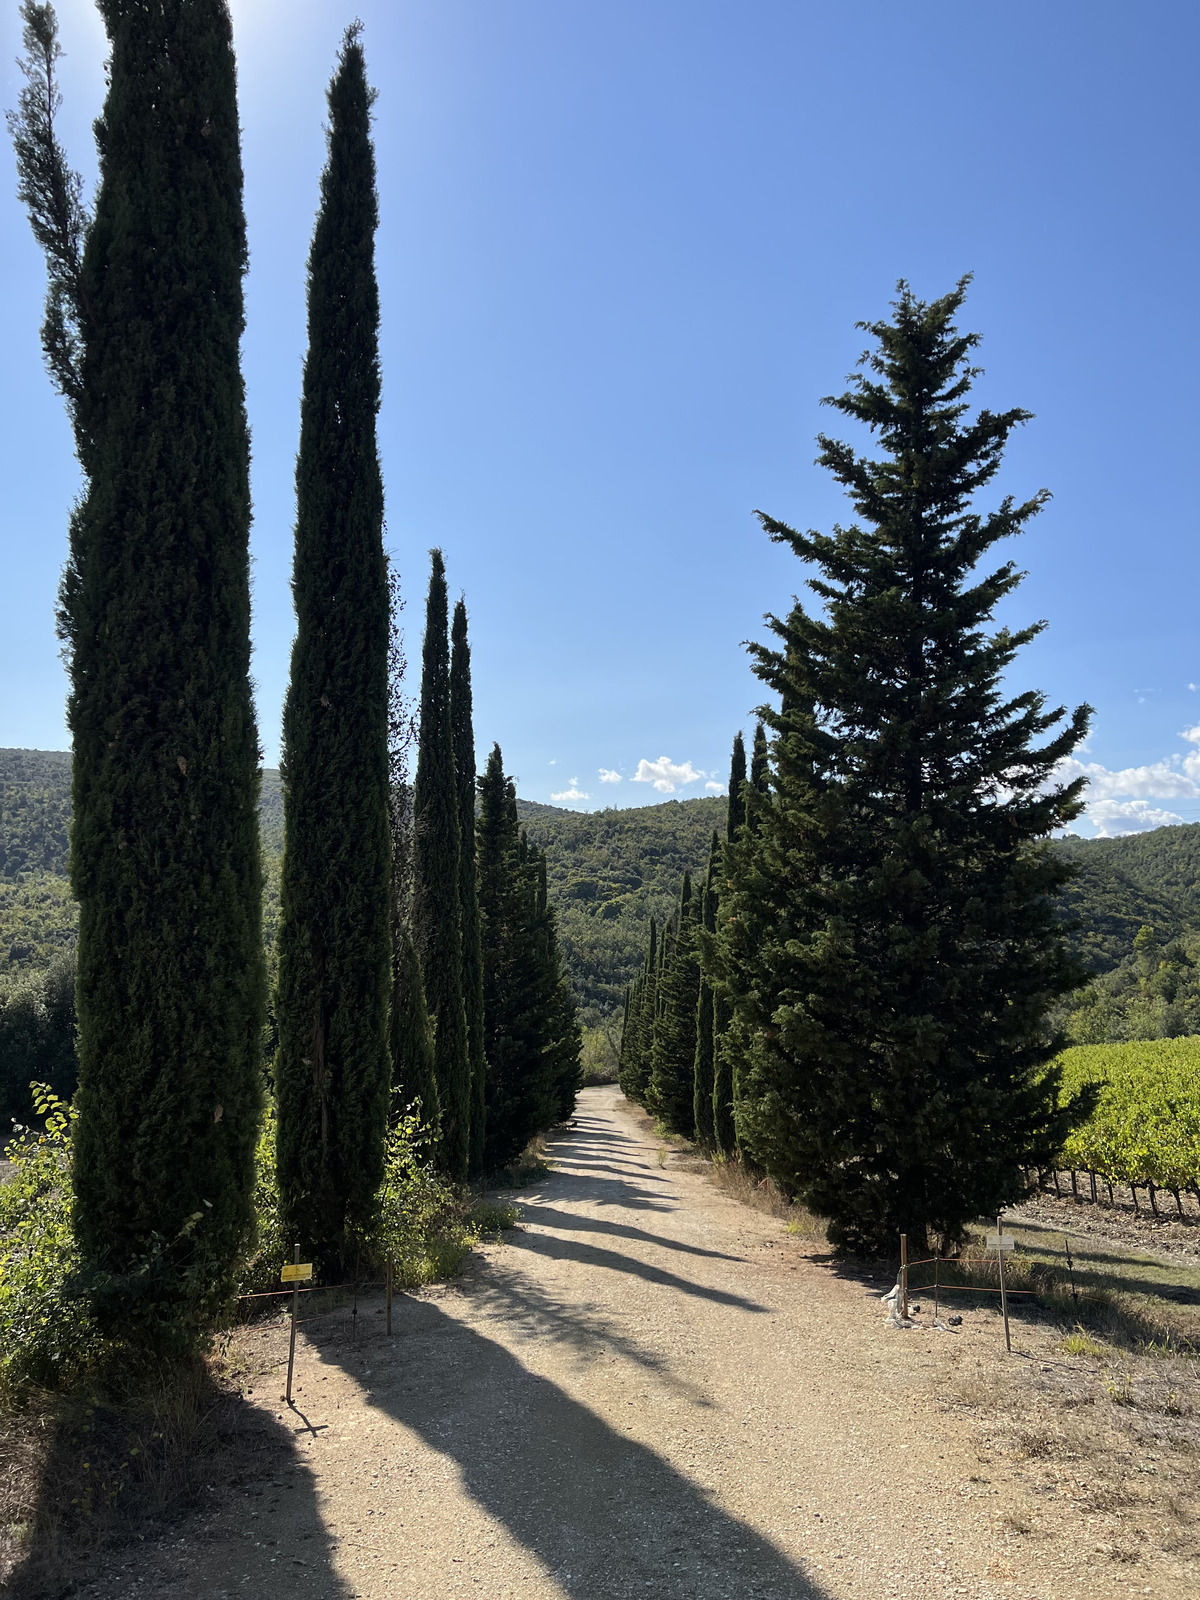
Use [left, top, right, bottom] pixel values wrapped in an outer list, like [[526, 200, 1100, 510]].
[[996, 1215, 1012, 1354], [899, 1233, 909, 1321], [1070, 1169, 1079, 1202], [1089, 1171, 1098, 1205], [386, 1257, 393, 1336], [286, 1242, 301, 1405], [933, 1250, 940, 1323], [1063, 1233, 1078, 1313]]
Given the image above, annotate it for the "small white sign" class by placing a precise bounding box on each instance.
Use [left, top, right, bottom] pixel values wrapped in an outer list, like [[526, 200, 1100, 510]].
[[986, 1233, 1015, 1252]]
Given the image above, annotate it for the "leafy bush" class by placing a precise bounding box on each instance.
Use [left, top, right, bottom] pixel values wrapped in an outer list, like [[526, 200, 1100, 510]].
[[0, 1088, 100, 1394], [0, 953, 78, 1133]]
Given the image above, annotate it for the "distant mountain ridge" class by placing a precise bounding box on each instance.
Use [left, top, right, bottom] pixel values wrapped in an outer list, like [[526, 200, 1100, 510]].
[[6, 748, 1200, 1007]]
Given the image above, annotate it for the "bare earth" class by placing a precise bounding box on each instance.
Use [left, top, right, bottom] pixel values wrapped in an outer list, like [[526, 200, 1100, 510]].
[[81, 1086, 1197, 1600]]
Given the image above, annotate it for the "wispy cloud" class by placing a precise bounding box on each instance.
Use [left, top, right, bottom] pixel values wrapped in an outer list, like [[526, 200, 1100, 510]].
[[705, 781, 724, 793], [551, 780, 590, 803], [598, 768, 622, 784], [631, 756, 706, 794]]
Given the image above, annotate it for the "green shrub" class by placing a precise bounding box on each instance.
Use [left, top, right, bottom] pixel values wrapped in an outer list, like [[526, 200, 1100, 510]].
[[0, 1087, 100, 1394]]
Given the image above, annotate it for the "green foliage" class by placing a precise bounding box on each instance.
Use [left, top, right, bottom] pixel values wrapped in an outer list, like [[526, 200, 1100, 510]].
[[693, 841, 719, 1150], [0, 750, 72, 880], [0, 952, 77, 1132], [517, 795, 725, 1016], [718, 281, 1091, 1255], [413, 552, 469, 1179], [275, 30, 391, 1272], [36, 0, 267, 1332], [648, 877, 700, 1137], [1063, 925, 1200, 1043], [0, 872, 76, 981], [451, 600, 487, 1177], [1056, 1038, 1200, 1191], [0, 1087, 100, 1394]]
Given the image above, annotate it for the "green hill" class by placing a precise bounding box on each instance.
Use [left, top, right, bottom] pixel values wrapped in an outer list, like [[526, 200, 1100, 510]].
[[7, 747, 1200, 1016]]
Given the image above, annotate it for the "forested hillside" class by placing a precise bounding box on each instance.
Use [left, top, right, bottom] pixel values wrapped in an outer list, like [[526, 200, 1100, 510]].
[[8, 746, 1200, 1012]]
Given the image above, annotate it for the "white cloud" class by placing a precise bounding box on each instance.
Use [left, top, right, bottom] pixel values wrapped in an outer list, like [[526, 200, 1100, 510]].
[[598, 768, 622, 784], [1056, 754, 1200, 801], [705, 781, 724, 793], [631, 756, 706, 794], [551, 780, 590, 803], [1088, 799, 1185, 838]]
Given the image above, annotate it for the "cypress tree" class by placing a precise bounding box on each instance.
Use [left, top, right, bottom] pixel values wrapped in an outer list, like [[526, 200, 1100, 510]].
[[413, 551, 470, 1179], [692, 835, 719, 1149], [451, 600, 487, 1176], [726, 731, 747, 841], [13, 1, 265, 1327], [534, 850, 582, 1123], [722, 280, 1091, 1254], [711, 733, 744, 1155], [620, 918, 657, 1104], [385, 562, 439, 1135], [648, 876, 700, 1137], [274, 29, 392, 1267]]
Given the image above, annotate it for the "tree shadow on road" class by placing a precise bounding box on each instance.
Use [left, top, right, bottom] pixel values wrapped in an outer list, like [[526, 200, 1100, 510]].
[[322, 1294, 829, 1600], [502, 1225, 769, 1313], [520, 1204, 747, 1265]]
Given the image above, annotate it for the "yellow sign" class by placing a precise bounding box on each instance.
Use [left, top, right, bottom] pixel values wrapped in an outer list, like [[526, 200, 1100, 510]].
[[281, 1262, 314, 1283]]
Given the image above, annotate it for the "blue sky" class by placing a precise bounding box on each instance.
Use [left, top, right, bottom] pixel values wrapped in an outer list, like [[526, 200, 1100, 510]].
[[2, 0, 1198, 834]]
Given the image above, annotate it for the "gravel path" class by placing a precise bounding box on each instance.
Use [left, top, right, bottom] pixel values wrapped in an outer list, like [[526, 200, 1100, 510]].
[[82, 1086, 1191, 1599]]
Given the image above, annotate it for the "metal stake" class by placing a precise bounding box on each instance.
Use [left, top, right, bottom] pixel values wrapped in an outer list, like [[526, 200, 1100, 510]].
[[386, 1256, 393, 1336], [286, 1242, 301, 1404], [899, 1233, 909, 1321], [996, 1214, 1012, 1353]]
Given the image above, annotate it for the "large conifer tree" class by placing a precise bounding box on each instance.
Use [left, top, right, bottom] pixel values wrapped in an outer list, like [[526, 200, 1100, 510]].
[[719, 281, 1090, 1253], [692, 835, 719, 1149], [451, 600, 487, 1175], [13, 1, 265, 1326], [275, 30, 392, 1266], [413, 551, 470, 1178]]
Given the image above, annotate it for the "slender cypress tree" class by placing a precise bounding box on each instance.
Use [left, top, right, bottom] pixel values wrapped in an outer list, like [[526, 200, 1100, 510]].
[[748, 721, 769, 827], [13, 1, 265, 1328], [648, 876, 700, 1137], [711, 734, 745, 1155], [385, 561, 439, 1135], [721, 280, 1091, 1253], [451, 600, 487, 1176], [413, 551, 470, 1179], [534, 850, 582, 1123], [726, 731, 747, 841], [619, 917, 656, 1104], [692, 834, 719, 1149], [275, 29, 392, 1266]]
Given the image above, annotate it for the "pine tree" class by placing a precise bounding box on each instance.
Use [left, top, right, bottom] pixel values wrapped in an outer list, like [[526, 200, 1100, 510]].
[[451, 600, 487, 1176], [692, 835, 719, 1149], [413, 551, 470, 1179], [13, 1, 265, 1328], [648, 875, 700, 1137], [711, 734, 744, 1155], [721, 280, 1091, 1254], [274, 29, 391, 1266]]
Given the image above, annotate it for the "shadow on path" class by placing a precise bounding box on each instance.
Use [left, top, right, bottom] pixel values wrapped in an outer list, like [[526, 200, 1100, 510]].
[[504, 1227, 769, 1313], [327, 1296, 826, 1600], [521, 1203, 747, 1265]]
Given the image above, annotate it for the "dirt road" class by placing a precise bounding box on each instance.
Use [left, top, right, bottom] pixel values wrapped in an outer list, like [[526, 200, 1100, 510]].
[[82, 1086, 1193, 1599]]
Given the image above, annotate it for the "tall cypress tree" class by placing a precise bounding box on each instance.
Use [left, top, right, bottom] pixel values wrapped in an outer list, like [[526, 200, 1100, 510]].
[[275, 29, 392, 1266], [619, 917, 656, 1104], [534, 849, 582, 1123], [385, 562, 439, 1135], [721, 280, 1091, 1254], [413, 551, 470, 1179], [692, 834, 719, 1149], [648, 875, 700, 1137], [711, 734, 745, 1155], [13, 1, 265, 1327], [451, 599, 487, 1176]]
